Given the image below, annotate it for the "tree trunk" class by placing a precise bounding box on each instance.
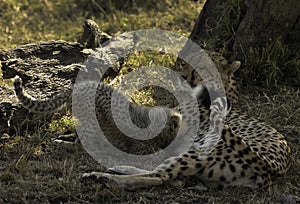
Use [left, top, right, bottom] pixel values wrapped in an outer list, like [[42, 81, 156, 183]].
[[188, 0, 300, 61], [233, 0, 300, 60]]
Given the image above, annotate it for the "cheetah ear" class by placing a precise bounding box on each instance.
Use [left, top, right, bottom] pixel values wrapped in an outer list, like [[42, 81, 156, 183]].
[[169, 115, 181, 131], [227, 61, 241, 73]]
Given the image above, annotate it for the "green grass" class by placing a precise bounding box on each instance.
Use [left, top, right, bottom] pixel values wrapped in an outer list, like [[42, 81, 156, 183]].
[[48, 111, 75, 134], [241, 37, 300, 88]]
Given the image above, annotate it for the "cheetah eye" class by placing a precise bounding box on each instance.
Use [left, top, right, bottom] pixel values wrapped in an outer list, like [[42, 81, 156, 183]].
[[181, 75, 187, 80]]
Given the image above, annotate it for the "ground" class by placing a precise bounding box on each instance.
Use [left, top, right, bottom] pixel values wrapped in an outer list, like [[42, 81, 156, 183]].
[[0, 87, 299, 203], [0, 0, 299, 203]]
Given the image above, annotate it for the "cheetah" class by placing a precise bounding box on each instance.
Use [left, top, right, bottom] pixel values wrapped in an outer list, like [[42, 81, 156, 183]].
[[14, 75, 187, 155], [80, 54, 290, 189], [79, 19, 112, 49], [13, 51, 290, 189]]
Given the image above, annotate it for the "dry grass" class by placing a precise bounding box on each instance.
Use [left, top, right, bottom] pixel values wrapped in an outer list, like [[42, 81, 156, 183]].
[[1, 91, 299, 203]]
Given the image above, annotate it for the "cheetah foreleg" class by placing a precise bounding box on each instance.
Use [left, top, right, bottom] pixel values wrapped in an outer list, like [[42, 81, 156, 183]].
[[81, 172, 163, 189], [107, 166, 151, 175]]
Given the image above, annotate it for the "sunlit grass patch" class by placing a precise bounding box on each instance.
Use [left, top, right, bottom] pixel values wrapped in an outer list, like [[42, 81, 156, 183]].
[[48, 111, 75, 134], [110, 50, 178, 107], [0, 0, 203, 49]]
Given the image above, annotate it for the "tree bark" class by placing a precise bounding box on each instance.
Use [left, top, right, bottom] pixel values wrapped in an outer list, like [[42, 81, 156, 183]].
[[188, 0, 300, 60], [0, 41, 84, 135], [233, 0, 300, 59]]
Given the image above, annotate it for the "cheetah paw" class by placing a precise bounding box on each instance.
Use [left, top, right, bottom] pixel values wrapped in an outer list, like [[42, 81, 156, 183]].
[[81, 172, 118, 188], [51, 133, 78, 144]]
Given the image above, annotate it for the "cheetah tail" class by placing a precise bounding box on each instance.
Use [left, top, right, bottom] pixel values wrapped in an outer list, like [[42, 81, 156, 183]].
[[14, 75, 72, 113]]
